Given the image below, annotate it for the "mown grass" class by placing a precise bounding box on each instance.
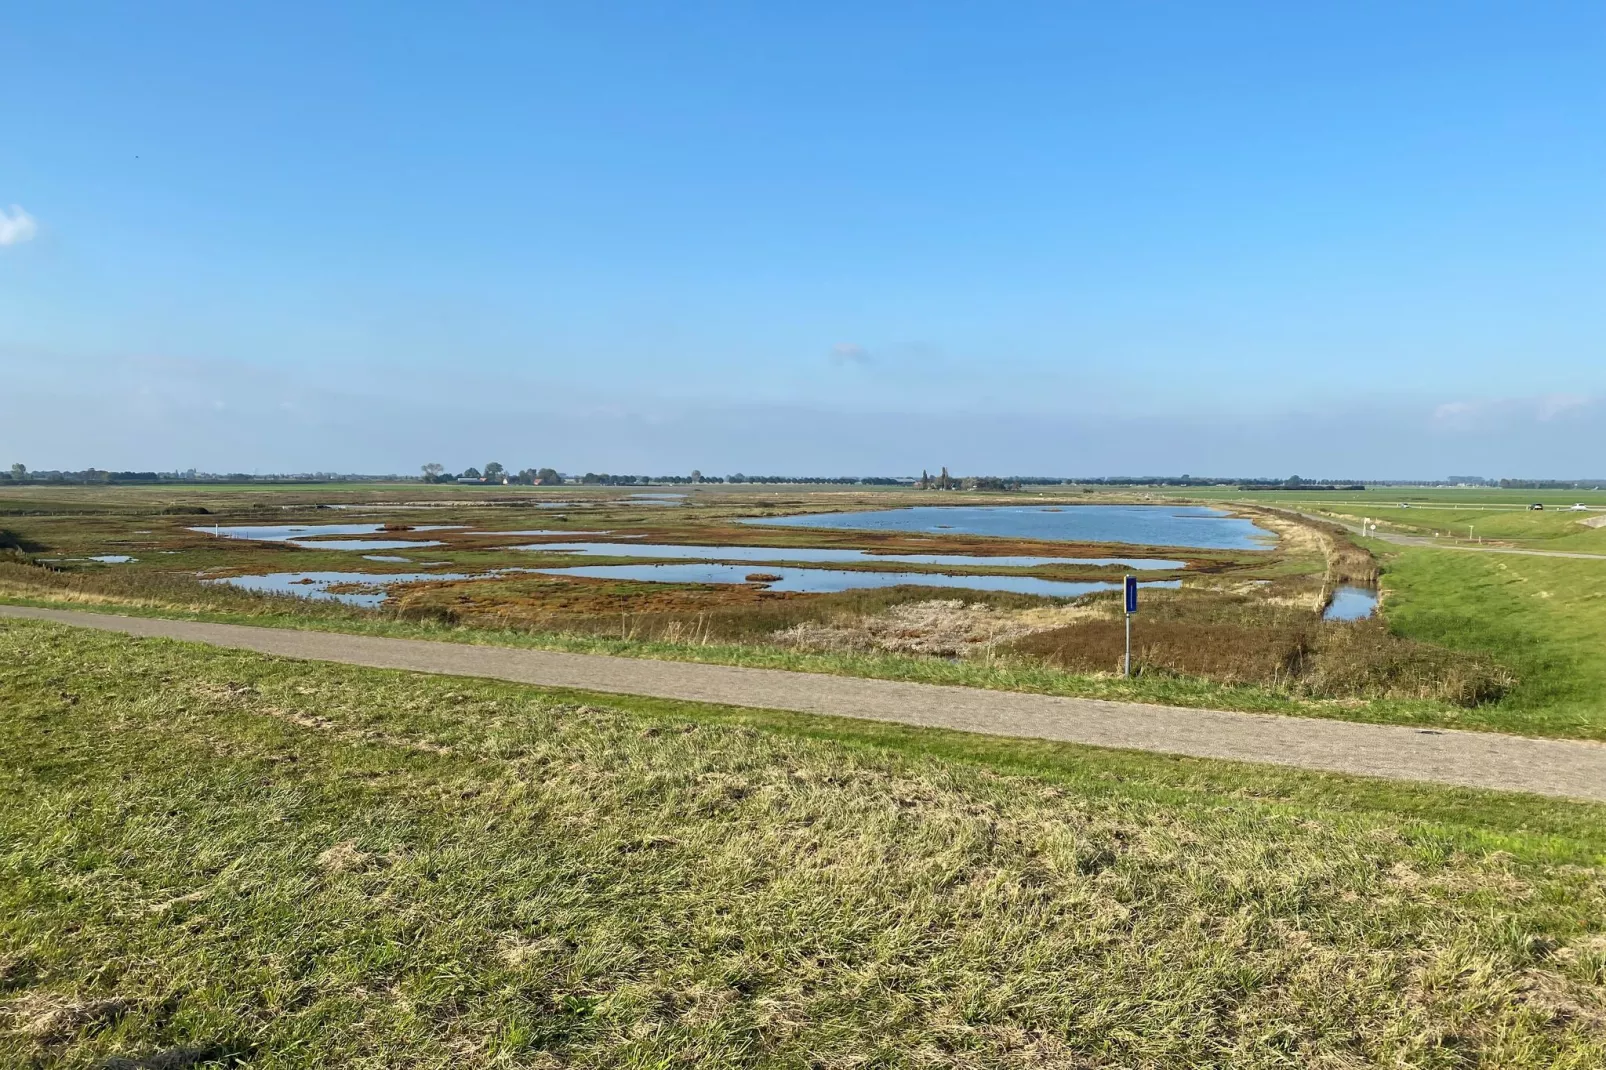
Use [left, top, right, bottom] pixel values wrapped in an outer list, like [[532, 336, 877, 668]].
[[1382, 548, 1606, 739], [2, 618, 1606, 1068]]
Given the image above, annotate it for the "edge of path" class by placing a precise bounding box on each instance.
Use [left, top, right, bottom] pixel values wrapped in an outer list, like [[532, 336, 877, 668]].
[[5, 603, 1605, 804]]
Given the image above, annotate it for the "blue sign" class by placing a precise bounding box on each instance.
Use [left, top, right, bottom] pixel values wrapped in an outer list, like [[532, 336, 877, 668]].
[[1124, 574, 1138, 614]]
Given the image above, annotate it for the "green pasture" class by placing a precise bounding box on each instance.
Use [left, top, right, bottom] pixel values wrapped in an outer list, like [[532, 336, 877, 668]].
[[1381, 548, 1606, 738]]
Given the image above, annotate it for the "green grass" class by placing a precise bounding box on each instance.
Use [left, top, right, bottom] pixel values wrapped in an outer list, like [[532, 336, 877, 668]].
[[1383, 548, 1606, 738], [1187, 488, 1606, 553], [3, 618, 1606, 1068]]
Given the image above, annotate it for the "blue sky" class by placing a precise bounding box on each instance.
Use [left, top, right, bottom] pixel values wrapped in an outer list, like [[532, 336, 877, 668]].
[[2, 2, 1603, 477]]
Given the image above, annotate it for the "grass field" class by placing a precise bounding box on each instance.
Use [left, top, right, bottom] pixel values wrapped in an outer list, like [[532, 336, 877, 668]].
[[1382, 548, 1606, 738], [3, 618, 1606, 1068], [1184, 486, 1606, 554]]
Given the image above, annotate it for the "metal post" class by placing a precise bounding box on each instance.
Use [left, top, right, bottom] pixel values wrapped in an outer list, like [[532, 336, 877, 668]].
[[1124, 612, 1131, 677]]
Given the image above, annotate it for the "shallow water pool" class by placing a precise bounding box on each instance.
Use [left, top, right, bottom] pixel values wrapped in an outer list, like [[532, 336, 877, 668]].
[[744, 505, 1271, 551], [534, 561, 1183, 598], [209, 570, 471, 606], [513, 542, 1185, 570], [1323, 586, 1379, 621]]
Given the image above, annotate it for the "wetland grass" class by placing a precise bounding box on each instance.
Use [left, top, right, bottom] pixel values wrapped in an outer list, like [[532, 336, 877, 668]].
[[0, 484, 1583, 737]]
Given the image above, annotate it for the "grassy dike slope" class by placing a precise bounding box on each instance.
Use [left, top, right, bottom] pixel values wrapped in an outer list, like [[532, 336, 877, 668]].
[[3, 620, 1606, 1068], [1383, 548, 1606, 739]]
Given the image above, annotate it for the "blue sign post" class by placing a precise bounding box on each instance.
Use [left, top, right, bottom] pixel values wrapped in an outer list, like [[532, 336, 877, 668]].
[[1123, 575, 1138, 677]]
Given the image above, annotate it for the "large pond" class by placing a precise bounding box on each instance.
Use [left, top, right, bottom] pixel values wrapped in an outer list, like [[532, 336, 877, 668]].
[[513, 542, 1184, 570], [744, 505, 1271, 550], [534, 562, 1182, 598]]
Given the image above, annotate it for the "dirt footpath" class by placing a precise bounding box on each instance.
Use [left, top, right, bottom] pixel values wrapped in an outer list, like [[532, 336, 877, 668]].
[[4, 604, 1604, 803]]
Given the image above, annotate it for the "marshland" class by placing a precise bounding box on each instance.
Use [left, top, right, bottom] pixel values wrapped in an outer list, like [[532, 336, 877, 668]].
[[6, 479, 1597, 737]]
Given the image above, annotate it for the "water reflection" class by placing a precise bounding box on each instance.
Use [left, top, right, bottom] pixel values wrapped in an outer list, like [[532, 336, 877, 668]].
[[291, 538, 445, 551], [535, 562, 1183, 598], [192, 522, 389, 541], [209, 570, 471, 606], [1324, 586, 1379, 621], [471, 530, 612, 537], [194, 523, 462, 546], [745, 505, 1272, 550], [513, 542, 1184, 570], [191, 522, 458, 551]]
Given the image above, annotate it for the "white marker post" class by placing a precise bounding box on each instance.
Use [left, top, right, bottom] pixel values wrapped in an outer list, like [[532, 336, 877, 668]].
[[1123, 574, 1138, 677]]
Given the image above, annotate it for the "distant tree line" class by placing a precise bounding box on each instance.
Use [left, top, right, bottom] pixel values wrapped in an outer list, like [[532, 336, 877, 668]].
[[1497, 479, 1606, 490], [1237, 477, 1367, 491], [1, 465, 396, 485], [915, 469, 1029, 491], [1072, 475, 1225, 487], [723, 475, 902, 485], [419, 467, 913, 486], [421, 463, 561, 485], [569, 474, 904, 485]]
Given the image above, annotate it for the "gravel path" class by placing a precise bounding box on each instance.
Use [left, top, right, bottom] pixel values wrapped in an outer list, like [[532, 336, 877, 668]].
[[5, 604, 1604, 802]]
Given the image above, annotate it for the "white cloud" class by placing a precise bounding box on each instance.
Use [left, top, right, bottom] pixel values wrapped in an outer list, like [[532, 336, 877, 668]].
[[829, 342, 870, 365], [0, 205, 37, 246]]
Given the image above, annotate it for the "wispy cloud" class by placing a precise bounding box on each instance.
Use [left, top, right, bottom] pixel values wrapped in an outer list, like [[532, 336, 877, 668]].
[[829, 342, 870, 365], [1431, 400, 1480, 426], [0, 205, 37, 246], [1432, 393, 1598, 430], [1536, 393, 1591, 421]]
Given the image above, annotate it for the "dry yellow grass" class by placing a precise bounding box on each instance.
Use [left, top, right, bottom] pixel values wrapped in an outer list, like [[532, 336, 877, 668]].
[[3, 619, 1605, 1066]]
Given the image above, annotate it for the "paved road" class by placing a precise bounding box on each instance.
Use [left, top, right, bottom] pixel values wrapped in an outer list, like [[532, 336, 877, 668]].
[[4, 604, 1604, 803]]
